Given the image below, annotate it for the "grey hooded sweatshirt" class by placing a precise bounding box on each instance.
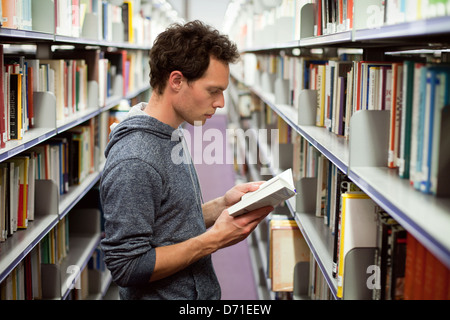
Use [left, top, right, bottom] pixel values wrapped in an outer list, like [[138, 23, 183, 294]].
[[100, 102, 221, 300]]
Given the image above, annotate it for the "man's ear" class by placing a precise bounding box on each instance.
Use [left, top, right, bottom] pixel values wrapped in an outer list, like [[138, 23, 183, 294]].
[[168, 71, 183, 91]]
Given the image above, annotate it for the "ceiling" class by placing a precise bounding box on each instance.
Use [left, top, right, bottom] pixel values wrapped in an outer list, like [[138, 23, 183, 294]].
[[167, 0, 231, 31]]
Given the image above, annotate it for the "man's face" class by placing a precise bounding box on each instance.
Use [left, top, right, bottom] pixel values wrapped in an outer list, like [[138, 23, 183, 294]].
[[174, 57, 230, 126]]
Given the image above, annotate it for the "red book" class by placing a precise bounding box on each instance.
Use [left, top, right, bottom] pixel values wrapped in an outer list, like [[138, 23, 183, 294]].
[[404, 233, 416, 300], [412, 240, 426, 300], [347, 0, 353, 29]]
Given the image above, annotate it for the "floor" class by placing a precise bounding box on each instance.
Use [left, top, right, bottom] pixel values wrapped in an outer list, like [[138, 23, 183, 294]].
[[185, 114, 259, 300]]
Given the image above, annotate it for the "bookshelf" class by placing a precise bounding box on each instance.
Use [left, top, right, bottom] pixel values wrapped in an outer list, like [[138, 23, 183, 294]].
[[0, 0, 161, 300], [225, 0, 450, 300]]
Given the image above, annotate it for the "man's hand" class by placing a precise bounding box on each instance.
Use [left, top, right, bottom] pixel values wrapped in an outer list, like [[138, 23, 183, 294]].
[[202, 181, 265, 228], [150, 182, 271, 283], [207, 204, 273, 250], [223, 181, 265, 208]]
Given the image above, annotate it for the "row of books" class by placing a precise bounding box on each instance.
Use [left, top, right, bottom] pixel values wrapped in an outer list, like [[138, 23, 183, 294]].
[[384, 0, 450, 25], [0, 241, 41, 300], [404, 231, 450, 300], [291, 130, 450, 299], [0, 212, 106, 300], [1, 0, 152, 46], [245, 108, 450, 299], [40, 216, 69, 265], [0, 216, 68, 300], [28, 57, 89, 122], [252, 52, 450, 197], [313, 0, 354, 36], [312, 0, 450, 36], [1, 47, 36, 144], [0, 121, 96, 242], [337, 191, 450, 300], [308, 252, 332, 300], [231, 95, 427, 300], [67, 246, 107, 300], [386, 62, 449, 197], [0, 46, 149, 149], [0, 0, 33, 31], [229, 0, 450, 52], [0, 151, 36, 236], [345, 59, 450, 197]]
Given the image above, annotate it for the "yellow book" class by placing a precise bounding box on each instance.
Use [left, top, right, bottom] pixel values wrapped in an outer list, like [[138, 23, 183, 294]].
[[50, 228, 56, 264], [124, 1, 134, 43], [279, 116, 291, 144], [9, 73, 23, 140], [12, 269, 17, 300], [336, 192, 378, 298]]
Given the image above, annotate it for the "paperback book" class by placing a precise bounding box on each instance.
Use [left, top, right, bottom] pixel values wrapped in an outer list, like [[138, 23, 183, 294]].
[[227, 169, 296, 217]]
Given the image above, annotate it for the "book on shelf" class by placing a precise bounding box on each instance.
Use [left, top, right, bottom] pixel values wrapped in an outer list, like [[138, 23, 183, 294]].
[[336, 192, 378, 299], [0, 205, 105, 300], [397, 61, 413, 177], [1, 0, 33, 30], [309, 0, 450, 35], [388, 62, 403, 168], [3, 54, 38, 140], [312, 0, 354, 36], [253, 49, 450, 198], [105, 50, 127, 97], [227, 168, 296, 217], [408, 64, 450, 195], [0, 161, 18, 238], [39, 58, 89, 121], [315, 154, 329, 218], [0, 164, 7, 242], [373, 209, 407, 300], [48, 137, 70, 195], [308, 252, 332, 300], [421, 66, 450, 195], [269, 215, 310, 292], [0, 45, 5, 149], [385, 0, 450, 25], [404, 232, 450, 300], [0, 244, 41, 300], [122, 1, 134, 43], [331, 175, 361, 279], [4, 157, 30, 230], [432, 103, 450, 197], [323, 60, 352, 134], [8, 73, 23, 140]]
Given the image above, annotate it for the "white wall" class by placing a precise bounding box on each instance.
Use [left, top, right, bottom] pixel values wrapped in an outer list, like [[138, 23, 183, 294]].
[[168, 0, 231, 31]]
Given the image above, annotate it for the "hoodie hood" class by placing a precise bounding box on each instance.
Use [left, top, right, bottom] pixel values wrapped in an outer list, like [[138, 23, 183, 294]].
[[105, 102, 179, 158]]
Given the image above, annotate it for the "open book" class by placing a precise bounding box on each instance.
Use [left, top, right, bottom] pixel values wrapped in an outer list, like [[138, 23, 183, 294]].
[[227, 169, 297, 217]]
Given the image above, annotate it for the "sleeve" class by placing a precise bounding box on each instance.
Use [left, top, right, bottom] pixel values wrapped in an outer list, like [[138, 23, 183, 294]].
[[100, 159, 161, 287]]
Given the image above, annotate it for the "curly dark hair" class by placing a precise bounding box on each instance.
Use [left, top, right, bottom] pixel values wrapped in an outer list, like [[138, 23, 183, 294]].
[[149, 20, 240, 94]]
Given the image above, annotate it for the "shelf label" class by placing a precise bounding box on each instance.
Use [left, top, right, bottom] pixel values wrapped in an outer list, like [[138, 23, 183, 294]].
[[8, 144, 25, 157]]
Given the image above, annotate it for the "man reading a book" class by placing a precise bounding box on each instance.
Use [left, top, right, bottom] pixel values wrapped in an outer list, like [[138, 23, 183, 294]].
[[100, 20, 272, 300]]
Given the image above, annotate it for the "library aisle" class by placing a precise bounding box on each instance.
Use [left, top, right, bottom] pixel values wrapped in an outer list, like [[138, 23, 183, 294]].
[[185, 113, 259, 300]]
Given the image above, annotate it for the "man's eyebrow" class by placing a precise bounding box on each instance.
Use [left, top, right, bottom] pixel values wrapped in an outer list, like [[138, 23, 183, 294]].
[[209, 85, 226, 91]]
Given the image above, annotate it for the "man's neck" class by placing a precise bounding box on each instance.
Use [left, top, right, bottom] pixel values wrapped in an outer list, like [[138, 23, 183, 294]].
[[144, 93, 183, 129]]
